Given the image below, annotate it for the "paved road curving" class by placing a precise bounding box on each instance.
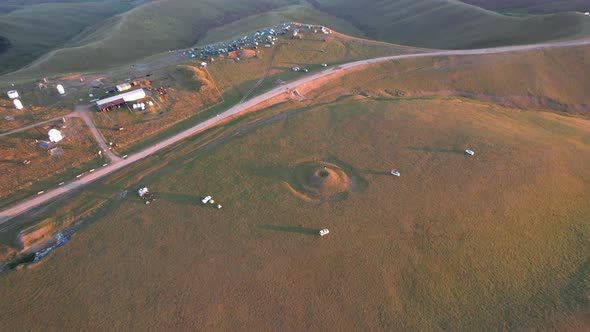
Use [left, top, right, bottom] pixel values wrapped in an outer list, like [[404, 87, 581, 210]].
[[1, 37, 590, 224]]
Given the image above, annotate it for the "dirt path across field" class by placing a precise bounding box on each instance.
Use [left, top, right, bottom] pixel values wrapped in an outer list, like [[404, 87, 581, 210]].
[[1, 37, 590, 224], [0, 116, 65, 137], [1, 106, 121, 163], [68, 106, 122, 163]]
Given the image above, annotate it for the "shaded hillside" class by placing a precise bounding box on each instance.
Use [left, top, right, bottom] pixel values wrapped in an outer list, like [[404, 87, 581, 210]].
[[0, 0, 132, 75], [461, 0, 590, 14], [1, 0, 296, 78], [309, 0, 590, 49]]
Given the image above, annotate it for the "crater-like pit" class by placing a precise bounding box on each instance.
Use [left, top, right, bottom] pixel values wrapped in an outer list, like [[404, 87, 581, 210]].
[[283, 160, 367, 202]]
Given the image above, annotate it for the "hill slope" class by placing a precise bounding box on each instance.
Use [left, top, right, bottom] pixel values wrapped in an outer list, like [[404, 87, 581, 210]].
[[461, 0, 590, 14], [0, 0, 132, 75], [1, 73, 589, 330], [2, 0, 590, 80], [309, 0, 590, 49], [0, 0, 297, 79]]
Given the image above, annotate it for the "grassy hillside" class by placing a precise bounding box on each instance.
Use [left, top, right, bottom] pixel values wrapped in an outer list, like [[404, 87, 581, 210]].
[[461, 0, 590, 14], [1, 41, 589, 329], [3, 0, 590, 81], [198, 4, 367, 46], [309, 0, 590, 49], [0, 0, 297, 80], [1, 96, 588, 330], [0, 0, 132, 75], [304, 44, 590, 115]]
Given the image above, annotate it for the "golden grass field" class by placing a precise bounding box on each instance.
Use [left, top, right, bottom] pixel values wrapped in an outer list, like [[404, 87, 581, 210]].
[[0, 118, 103, 209], [0, 93, 588, 330], [0, 24, 589, 329], [90, 66, 222, 150], [205, 30, 421, 102]]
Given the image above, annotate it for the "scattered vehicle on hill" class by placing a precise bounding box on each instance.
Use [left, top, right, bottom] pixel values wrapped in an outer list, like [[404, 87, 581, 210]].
[[319, 229, 330, 236], [390, 169, 400, 177], [465, 149, 475, 156], [138, 187, 156, 204]]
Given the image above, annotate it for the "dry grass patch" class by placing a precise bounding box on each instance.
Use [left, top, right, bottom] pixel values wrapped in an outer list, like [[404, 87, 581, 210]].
[[90, 65, 221, 149], [1, 97, 588, 330], [0, 118, 102, 204]]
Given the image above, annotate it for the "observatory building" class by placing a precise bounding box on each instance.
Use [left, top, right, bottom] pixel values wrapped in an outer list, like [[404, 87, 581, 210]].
[[48, 129, 63, 143], [7, 90, 19, 99], [96, 89, 146, 112]]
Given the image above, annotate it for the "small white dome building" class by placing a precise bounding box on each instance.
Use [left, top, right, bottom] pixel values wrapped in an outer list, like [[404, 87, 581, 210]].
[[7, 90, 19, 99], [48, 129, 63, 143]]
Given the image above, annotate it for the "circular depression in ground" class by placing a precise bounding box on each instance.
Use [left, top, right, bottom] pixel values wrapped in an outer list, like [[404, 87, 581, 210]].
[[284, 160, 367, 202]]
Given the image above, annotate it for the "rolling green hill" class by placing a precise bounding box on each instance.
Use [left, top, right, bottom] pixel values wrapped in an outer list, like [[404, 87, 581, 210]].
[[197, 4, 367, 46], [309, 0, 590, 48], [2, 0, 590, 80], [461, 0, 590, 14], [0, 0, 297, 79], [0, 0, 133, 75]]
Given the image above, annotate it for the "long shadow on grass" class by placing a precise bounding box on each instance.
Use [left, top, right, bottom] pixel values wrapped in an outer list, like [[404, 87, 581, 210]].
[[358, 170, 392, 176], [256, 224, 319, 236], [157, 192, 201, 206], [406, 146, 464, 155]]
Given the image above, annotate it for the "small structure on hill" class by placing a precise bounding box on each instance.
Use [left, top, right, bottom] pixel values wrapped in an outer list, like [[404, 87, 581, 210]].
[[138, 187, 149, 197], [116, 82, 135, 92], [201, 195, 212, 204], [7, 90, 19, 99], [96, 89, 146, 112], [319, 229, 330, 236], [48, 129, 63, 143], [390, 169, 400, 177], [465, 149, 475, 156], [138, 187, 156, 204], [13, 99, 23, 110], [56, 84, 65, 95]]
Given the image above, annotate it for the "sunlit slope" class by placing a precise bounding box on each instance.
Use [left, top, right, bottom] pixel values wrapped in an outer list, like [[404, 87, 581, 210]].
[[1, 0, 293, 78], [305, 44, 590, 115], [198, 4, 367, 46], [311, 0, 590, 48], [1, 96, 589, 330], [0, 0, 131, 75]]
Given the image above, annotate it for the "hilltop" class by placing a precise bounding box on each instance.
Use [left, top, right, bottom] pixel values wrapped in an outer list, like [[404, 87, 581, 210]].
[[2, 0, 590, 79]]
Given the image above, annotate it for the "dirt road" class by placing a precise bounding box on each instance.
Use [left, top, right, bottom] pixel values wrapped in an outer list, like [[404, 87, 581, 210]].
[[68, 106, 121, 163], [1, 37, 589, 224], [0, 116, 65, 137]]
